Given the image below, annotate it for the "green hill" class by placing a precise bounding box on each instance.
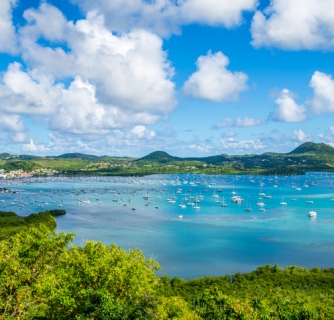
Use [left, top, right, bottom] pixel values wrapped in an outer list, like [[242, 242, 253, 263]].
[[1, 160, 42, 172], [0, 153, 13, 160], [137, 151, 181, 163], [289, 142, 334, 155], [56, 153, 99, 161]]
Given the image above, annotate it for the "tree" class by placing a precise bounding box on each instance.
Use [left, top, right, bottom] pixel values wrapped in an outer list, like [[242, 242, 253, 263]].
[[0, 225, 194, 319]]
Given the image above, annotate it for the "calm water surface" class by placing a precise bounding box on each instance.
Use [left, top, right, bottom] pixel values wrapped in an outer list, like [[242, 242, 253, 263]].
[[1, 173, 334, 279]]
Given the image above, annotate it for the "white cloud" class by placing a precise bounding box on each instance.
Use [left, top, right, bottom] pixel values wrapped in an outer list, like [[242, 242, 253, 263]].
[[19, 6, 176, 111], [251, 0, 334, 50], [183, 51, 248, 102], [221, 131, 237, 138], [310, 71, 334, 113], [213, 117, 262, 128], [220, 137, 266, 152], [0, 4, 176, 135], [9, 132, 28, 143], [0, 113, 25, 132], [0, 62, 62, 115], [270, 89, 307, 122], [293, 129, 312, 142], [235, 117, 262, 127], [189, 144, 213, 154], [72, 0, 257, 37], [131, 125, 155, 139], [22, 139, 49, 152], [214, 118, 234, 128], [317, 126, 334, 146], [0, 0, 17, 54]]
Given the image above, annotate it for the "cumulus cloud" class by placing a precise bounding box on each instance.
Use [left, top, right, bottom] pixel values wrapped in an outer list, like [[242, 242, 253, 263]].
[[220, 137, 266, 152], [310, 71, 334, 113], [72, 0, 257, 37], [131, 125, 155, 139], [9, 132, 28, 143], [189, 144, 213, 154], [270, 89, 307, 122], [19, 5, 176, 110], [213, 117, 263, 128], [0, 113, 25, 132], [293, 129, 312, 142], [251, 0, 334, 50], [183, 51, 248, 102], [0, 62, 62, 115], [0, 0, 18, 53], [22, 139, 49, 152], [0, 4, 176, 135]]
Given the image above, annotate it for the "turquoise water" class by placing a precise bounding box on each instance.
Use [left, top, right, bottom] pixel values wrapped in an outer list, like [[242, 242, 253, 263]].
[[1, 172, 334, 279]]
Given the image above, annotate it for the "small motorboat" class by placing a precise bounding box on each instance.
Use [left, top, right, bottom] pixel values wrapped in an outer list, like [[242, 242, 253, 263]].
[[309, 211, 316, 217]]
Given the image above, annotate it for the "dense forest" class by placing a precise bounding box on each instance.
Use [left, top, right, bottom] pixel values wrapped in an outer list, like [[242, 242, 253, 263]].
[[0, 209, 332, 319]]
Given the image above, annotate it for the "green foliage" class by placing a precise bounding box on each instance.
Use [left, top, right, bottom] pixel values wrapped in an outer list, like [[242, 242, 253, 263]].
[[33, 158, 89, 171], [1, 160, 41, 173], [289, 142, 334, 155], [137, 151, 181, 164], [0, 226, 331, 319], [0, 226, 199, 319], [4, 142, 334, 175], [158, 265, 331, 318], [56, 153, 100, 161], [48, 209, 66, 216], [0, 210, 59, 240], [262, 166, 305, 176], [194, 287, 322, 319]]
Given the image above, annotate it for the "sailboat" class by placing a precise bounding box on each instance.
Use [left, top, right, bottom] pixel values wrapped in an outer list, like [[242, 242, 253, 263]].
[[306, 195, 313, 204], [244, 199, 252, 211], [280, 197, 287, 205], [221, 197, 228, 207]]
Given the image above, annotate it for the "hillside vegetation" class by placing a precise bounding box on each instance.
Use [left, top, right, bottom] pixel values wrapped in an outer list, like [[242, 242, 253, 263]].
[[0, 209, 331, 319], [2, 142, 334, 175], [0, 209, 65, 239], [0, 225, 328, 319]]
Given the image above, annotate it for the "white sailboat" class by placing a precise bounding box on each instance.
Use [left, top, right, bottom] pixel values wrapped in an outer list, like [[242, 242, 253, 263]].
[[280, 197, 287, 205], [306, 195, 313, 204], [221, 197, 228, 207]]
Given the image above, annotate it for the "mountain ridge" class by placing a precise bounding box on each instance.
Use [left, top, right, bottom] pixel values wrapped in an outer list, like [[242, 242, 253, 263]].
[[1, 142, 333, 162]]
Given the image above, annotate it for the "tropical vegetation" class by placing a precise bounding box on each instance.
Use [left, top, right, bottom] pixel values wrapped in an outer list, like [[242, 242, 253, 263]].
[[0, 208, 332, 319], [2, 142, 334, 176]]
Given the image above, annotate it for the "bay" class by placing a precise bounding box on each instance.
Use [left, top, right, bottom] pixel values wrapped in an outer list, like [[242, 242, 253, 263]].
[[1, 172, 334, 279]]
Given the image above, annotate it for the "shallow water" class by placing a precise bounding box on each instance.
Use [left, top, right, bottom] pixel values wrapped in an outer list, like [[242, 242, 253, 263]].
[[1, 172, 334, 279]]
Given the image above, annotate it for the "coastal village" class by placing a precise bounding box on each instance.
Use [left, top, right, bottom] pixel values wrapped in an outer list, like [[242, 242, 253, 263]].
[[0, 168, 59, 179]]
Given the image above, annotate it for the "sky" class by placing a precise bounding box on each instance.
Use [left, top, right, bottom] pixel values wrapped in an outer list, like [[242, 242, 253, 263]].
[[1, 0, 334, 157]]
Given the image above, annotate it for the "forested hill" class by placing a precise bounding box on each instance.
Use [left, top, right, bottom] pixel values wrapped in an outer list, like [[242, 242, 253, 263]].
[[56, 153, 100, 161], [1, 142, 334, 175], [136, 151, 181, 163], [289, 142, 334, 155]]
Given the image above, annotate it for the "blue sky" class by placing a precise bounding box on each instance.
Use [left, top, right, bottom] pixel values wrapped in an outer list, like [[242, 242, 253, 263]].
[[1, 0, 334, 157]]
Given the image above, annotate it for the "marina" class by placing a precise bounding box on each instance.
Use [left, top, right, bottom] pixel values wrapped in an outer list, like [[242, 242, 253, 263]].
[[1, 172, 334, 278]]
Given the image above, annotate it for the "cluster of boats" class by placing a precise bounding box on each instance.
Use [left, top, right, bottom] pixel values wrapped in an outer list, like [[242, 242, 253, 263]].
[[0, 172, 331, 220]]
